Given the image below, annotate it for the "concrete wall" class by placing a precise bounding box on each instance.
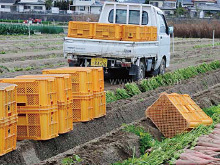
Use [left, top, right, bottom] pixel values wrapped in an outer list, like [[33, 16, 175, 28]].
[[0, 12, 74, 22]]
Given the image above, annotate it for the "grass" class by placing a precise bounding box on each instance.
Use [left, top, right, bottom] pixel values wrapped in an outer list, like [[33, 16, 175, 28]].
[[193, 42, 220, 49]]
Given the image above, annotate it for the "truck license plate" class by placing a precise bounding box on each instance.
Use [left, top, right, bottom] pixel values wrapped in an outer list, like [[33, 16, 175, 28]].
[[91, 58, 107, 67]]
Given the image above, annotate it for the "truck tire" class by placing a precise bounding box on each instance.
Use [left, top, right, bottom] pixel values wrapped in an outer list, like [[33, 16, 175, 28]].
[[132, 61, 145, 81], [151, 58, 166, 76]]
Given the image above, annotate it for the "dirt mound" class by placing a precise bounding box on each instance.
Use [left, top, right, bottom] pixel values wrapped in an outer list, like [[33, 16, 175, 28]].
[[0, 69, 220, 165]]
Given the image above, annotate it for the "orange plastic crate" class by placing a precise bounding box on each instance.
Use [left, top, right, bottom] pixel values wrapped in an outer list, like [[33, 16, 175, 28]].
[[17, 108, 58, 140], [150, 26, 157, 41], [0, 83, 17, 121], [93, 91, 106, 119], [89, 67, 104, 93], [122, 25, 157, 42], [0, 77, 57, 109], [146, 93, 213, 138], [93, 23, 122, 40], [16, 74, 72, 104], [72, 95, 93, 122], [16, 75, 73, 134], [68, 21, 95, 39], [43, 67, 93, 96], [0, 116, 17, 156], [122, 25, 146, 41], [58, 101, 73, 134]]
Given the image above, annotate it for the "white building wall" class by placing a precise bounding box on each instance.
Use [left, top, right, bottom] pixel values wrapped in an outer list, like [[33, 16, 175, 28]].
[[0, 3, 13, 12], [73, 0, 95, 6], [91, 6, 101, 14]]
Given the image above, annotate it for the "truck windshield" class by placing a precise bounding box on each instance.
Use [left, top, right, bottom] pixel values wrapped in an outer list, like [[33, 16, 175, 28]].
[[108, 9, 148, 25]]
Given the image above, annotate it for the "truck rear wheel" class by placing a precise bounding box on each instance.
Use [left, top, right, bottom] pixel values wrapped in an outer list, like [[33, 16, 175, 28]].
[[150, 58, 166, 76], [132, 61, 145, 81]]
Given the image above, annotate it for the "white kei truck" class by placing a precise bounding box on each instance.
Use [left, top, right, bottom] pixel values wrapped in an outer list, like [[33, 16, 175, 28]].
[[63, 2, 173, 80]]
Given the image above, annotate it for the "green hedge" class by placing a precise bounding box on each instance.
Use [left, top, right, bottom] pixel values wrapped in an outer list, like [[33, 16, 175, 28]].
[[106, 60, 220, 103], [0, 24, 63, 35]]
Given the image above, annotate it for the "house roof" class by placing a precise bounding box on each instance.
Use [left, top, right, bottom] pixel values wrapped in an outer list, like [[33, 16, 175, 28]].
[[0, 0, 17, 3], [17, 1, 45, 5], [189, 4, 220, 11], [192, 0, 216, 2]]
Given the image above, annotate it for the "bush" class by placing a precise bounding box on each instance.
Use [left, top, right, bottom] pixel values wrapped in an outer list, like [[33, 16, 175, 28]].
[[31, 25, 64, 34], [0, 24, 64, 35], [172, 20, 220, 38]]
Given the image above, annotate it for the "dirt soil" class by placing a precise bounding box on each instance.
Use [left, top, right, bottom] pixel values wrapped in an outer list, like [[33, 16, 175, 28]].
[[0, 68, 219, 165], [0, 35, 219, 89], [40, 84, 220, 165]]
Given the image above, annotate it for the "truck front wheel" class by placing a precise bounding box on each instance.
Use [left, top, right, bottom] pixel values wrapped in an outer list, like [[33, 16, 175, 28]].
[[132, 61, 145, 81]]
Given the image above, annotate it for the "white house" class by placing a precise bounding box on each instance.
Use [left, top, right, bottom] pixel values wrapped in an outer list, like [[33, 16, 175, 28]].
[[149, 0, 177, 15], [70, 0, 102, 14], [17, 0, 46, 12], [0, 0, 17, 12]]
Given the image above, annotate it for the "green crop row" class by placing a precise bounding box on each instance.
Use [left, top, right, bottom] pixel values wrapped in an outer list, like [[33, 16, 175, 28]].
[[0, 24, 64, 35], [114, 105, 220, 165], [106, 60, 220, 103]]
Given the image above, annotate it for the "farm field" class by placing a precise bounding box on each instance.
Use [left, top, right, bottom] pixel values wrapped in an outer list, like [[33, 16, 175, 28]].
[[0, 34, 220, 86], [0, 34, 220, 165]]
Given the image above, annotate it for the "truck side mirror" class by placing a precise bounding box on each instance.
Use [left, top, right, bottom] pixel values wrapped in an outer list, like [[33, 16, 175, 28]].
[[168, 26, 174, 35]]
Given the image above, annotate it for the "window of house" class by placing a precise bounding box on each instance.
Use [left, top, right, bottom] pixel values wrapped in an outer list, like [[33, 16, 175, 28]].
[[1, 5, 10, 9], [109, 9, 148, 25], [24, 6, 31, 9], [79, 6, 85, 11], [34, 6, 43, 10]]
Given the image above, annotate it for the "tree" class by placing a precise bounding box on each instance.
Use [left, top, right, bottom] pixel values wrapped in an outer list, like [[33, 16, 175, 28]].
[[45, 0, 53, 10]]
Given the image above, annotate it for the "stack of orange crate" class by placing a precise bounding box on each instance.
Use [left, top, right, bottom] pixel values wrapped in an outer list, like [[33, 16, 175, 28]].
[[16, 74, 73, 134], [42, 68, 94, 122], [0, 83, 17, 156], [90, 67, 106, 118], [0, 78, 59, 140], [67, 21, 157, 42]]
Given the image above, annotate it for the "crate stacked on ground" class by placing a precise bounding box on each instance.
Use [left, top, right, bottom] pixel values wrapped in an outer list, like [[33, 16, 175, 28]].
[[0, 83, 17, 156], [0, 78, 59, 140], [67, 21, 157, 42], [16, 74, 73, 134], [89, 67, 106, 118], [146, 92, 213, 138], [43, 68, 94, 122]]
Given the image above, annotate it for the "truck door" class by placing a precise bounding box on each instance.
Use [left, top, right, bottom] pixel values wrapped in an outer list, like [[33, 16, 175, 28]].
[[157, 13, 170, 66]]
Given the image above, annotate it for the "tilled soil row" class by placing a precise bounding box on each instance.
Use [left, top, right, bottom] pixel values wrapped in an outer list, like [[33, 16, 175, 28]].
[[40, 84, 220, 165], [0, 69, 219, 165]]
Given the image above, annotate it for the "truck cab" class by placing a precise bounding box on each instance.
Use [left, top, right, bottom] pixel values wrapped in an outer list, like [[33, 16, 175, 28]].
[[64, 2, 173, 80]]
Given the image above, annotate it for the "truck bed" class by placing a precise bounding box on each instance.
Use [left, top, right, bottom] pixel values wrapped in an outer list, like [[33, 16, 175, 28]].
[[64, 37, 159, 59]]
